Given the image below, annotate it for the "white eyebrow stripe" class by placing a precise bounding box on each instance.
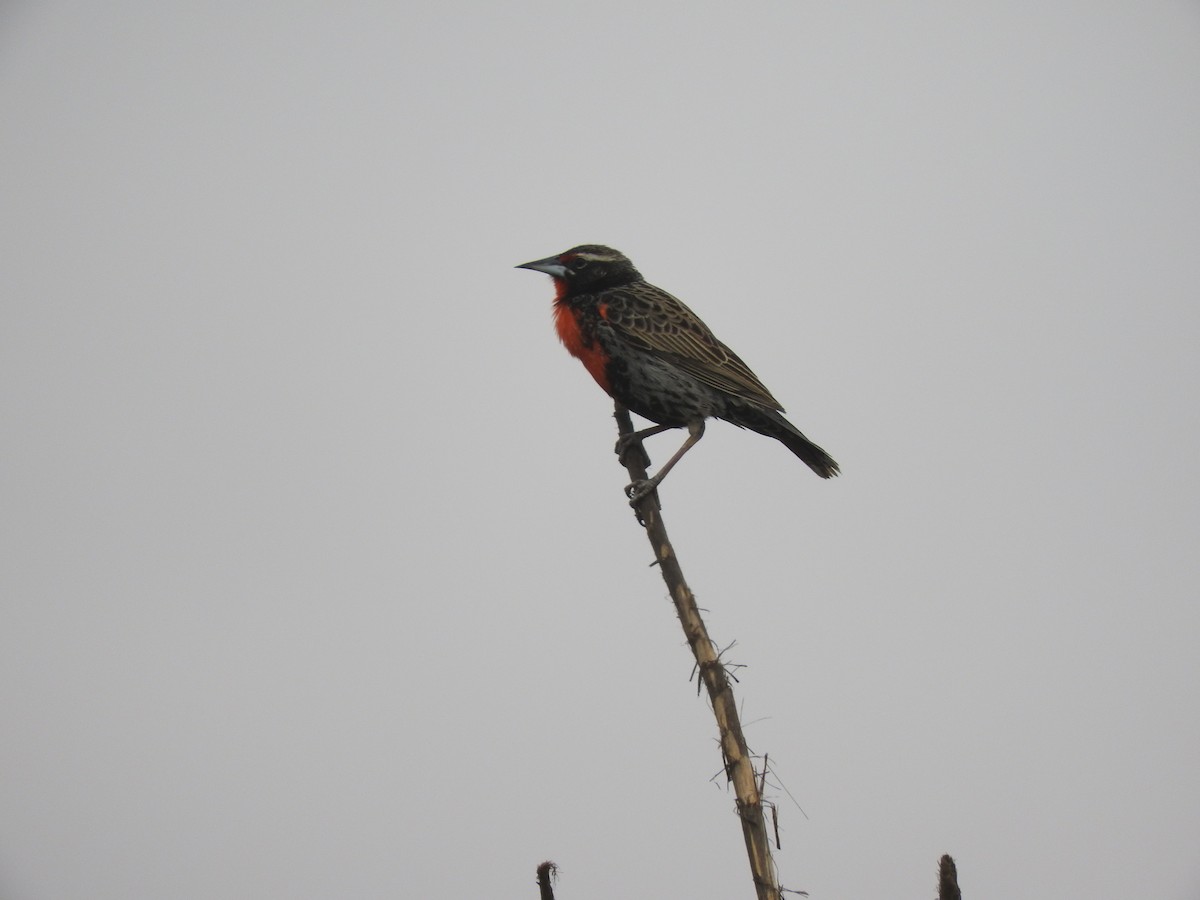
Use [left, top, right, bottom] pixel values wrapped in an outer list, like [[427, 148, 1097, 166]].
[[575, 251, 624, 263]]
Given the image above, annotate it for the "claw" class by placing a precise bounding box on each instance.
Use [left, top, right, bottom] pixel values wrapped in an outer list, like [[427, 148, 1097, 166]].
[[625, 479, 657, 504]]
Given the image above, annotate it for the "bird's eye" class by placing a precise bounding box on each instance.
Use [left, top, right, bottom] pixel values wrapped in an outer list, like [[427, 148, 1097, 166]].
[[571, 257, 589, 270]]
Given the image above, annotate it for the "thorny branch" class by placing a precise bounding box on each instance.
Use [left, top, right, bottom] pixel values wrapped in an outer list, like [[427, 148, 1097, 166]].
[[614, 403, 781, 900]]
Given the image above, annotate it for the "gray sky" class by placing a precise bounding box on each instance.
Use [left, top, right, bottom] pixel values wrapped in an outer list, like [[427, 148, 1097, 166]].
[[3, 3, 1199, 898]]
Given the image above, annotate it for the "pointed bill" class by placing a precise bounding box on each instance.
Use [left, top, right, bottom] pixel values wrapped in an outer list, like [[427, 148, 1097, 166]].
[[516, 256, 569, 278]]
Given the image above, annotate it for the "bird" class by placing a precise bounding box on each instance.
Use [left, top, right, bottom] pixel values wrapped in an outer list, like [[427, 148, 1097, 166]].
[[517, 244, 839, 501]]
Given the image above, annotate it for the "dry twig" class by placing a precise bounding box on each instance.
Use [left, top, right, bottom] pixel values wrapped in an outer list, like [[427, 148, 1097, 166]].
[[615, 403, 781, 900], [536, 860, 558, 900], [938, 854, 961, 900]]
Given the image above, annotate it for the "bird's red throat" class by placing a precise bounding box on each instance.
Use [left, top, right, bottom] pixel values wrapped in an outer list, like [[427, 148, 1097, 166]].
[[553, 289, 612, 395]]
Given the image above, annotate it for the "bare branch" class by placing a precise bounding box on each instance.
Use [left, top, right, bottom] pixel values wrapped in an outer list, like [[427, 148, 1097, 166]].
[[536, 860, 558, 900], [938, 854, 961, 900], [615, 403, 781, 900]]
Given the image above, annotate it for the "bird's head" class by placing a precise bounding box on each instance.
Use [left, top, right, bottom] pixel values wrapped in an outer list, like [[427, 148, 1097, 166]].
[[516, 245, 641, 296]]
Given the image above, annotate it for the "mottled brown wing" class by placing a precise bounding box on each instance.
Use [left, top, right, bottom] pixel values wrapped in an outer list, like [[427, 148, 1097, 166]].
[[600, 281, 785, 411]]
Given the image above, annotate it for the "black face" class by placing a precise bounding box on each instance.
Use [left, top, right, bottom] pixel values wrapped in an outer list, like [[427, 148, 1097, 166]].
[[518, 245, 642, 293]]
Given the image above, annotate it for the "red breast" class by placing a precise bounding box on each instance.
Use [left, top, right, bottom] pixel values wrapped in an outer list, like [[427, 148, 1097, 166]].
[[553, 297, 612, 395]]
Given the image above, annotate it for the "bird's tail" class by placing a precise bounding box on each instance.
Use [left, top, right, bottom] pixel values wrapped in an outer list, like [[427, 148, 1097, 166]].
[[746, 408, 840, 479]]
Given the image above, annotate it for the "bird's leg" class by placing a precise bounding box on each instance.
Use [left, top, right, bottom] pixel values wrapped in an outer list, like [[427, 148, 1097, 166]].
[[626, 420, 705, 504], [614, 423, 676, 468]]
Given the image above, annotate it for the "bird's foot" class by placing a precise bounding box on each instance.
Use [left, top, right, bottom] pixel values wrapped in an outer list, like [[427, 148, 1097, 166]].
[[614, 434, 652, 469], [625, 479, 659, 505]]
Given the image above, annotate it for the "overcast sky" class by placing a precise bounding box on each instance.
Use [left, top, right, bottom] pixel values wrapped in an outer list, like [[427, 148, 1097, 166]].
[[3, 3, 1199, 899]]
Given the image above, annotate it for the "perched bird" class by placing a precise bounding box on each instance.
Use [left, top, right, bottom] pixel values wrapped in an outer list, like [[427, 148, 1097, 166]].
[[517, 245, 839, 501]]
